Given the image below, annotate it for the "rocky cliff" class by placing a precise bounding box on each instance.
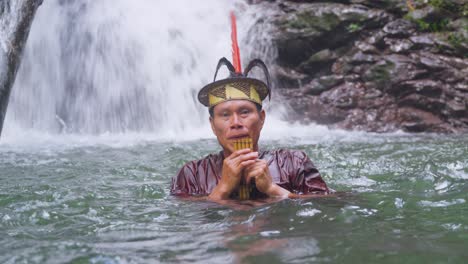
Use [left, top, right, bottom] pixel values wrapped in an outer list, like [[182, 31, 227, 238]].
[[0, 0, 42, 136], [253, 0, 467, 133]]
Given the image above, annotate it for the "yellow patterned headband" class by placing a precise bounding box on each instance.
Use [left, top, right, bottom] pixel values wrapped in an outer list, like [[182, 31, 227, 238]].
[[208, 83, 261, 107]]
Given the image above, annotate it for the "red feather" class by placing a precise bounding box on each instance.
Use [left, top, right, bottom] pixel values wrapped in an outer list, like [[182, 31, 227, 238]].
[[230, 11, 242, 74]]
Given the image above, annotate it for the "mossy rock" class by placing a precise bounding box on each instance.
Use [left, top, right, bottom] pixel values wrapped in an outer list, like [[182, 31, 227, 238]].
[[289, 11, 341, 32], [363, 60, 396, 89], [278, 3, 386, 34]]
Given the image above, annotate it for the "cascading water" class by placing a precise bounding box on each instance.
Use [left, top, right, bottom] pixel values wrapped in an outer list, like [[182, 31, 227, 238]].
[[3, 0, 290, 140]]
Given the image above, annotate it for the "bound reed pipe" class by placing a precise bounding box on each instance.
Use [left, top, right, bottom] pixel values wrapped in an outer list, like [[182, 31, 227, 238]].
[[233, 137, 253, 200]]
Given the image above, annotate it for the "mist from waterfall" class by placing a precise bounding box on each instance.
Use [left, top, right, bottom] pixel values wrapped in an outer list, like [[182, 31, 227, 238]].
[[2, 0, 333, 144]]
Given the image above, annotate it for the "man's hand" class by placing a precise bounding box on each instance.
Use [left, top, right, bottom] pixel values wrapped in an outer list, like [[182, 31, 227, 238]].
[[244, 160, 290, 198], [209, 149, 258, 200]]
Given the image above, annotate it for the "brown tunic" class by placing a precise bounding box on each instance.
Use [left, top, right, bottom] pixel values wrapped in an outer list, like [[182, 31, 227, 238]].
[[170, 149, 329, 197]]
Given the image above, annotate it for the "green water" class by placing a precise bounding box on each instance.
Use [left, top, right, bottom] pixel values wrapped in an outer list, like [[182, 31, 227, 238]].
[[1, 134, 467, 263]]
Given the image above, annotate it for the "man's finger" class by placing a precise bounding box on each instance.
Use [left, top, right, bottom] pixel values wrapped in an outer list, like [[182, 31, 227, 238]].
[[232, 151, 258, 165], [244, 173, 255, 185], [244, 167, 262, 182], [244, 159, 266, 172], [228, 148, 252, 159], [240, 159, 256, 168]]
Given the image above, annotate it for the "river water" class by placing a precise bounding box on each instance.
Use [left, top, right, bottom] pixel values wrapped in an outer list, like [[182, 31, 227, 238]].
[[1, 133, 467, 263], [1, 0, 468, 263]]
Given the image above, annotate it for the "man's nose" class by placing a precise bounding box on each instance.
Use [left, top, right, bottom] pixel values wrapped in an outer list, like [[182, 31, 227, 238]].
[[229, 113, 243, 129]]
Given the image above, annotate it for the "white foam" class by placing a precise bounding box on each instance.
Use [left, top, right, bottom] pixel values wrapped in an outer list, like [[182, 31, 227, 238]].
[[259, 230, 280, 237], [441, 223, 462, 231], [394, 198, 405, 209], [446, 162, 468, 180], [297, 208, 322, 217], [335, 176, 376, 187], [419, 198, 466, 208]]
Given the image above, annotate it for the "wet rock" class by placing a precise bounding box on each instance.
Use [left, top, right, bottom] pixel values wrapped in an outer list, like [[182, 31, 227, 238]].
[[410, 34, 435, 46], [383, 19, 415, 37], [367, 31, 387, 48], [414, 52, 450, 70], [350, 51, 376, 64], [447, 99, 466, 115], [273, 66, 309, 87], [343, 73, 360, 82], [261, 0, 468, 133], [398, 93, 445, 113], [408, 5, 437, 21], [385, 38, 413, 53], [455, 82, 468, 92], [362, 60, 395, 89], [299, 49, 337, 74], [301, 82, 329, 96], [437, 56, 468, 70], [272, 2, 390, 67], [301, 74, 344, 95], [355, 41, 379, 53], [398, 79, 443, 97], [399, 107, 448, 133], [354, 0, 409, 15], [318, 74, 344, 88]]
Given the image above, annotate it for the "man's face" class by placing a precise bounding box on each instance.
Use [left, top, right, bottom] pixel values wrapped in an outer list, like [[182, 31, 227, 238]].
[[209, 100, 265, 155]]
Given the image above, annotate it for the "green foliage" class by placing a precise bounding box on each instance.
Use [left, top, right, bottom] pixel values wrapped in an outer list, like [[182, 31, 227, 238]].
[[414, 0, 457, 12], [414, 18, 450, 32], [447, 32, 467, 50], [415, 0, 468, 17], [364, 61, 395, 87], [284, 12, 340, 32], [347, 23, 362, 33], [428, 0, 459, 13], [405, 0, 464, 33]]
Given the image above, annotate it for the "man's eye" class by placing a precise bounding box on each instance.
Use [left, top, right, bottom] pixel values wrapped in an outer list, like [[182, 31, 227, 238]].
[[221, 112, 230, 117], [240, 109, 250, 115]]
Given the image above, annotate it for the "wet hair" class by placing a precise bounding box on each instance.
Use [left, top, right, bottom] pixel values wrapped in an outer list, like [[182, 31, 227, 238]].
[[209, 102, 262, 118]]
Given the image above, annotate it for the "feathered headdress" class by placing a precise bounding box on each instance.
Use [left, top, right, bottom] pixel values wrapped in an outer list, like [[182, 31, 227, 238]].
[[198, 11, 271, 108]]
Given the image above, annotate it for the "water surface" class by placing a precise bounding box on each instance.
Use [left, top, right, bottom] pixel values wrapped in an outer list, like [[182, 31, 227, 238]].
[[1, 133, 467, 263]]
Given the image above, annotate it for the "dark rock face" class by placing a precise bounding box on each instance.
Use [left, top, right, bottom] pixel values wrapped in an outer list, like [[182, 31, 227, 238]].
[[256, 0, 468, 133], [0, 0, 42, 136]]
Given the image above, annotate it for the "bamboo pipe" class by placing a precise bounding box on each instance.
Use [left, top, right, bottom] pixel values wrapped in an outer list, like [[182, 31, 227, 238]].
[[233, 137, 253, 200]]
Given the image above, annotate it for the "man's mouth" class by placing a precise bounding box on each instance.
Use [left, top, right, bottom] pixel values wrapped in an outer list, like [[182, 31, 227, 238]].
[[228, 135, 249, 140]]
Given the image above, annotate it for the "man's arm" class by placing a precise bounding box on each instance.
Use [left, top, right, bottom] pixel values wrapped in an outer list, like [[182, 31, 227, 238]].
[[171, 161, 202, 196], [243, 150, 331, 199], [289, 150, 330, 195]]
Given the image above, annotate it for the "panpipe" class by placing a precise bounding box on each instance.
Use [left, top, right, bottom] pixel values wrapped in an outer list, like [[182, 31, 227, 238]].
[[233, 137, 254, 200]]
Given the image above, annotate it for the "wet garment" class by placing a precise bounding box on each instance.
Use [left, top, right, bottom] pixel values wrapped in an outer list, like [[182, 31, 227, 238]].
[[170, 149, 329, 198]]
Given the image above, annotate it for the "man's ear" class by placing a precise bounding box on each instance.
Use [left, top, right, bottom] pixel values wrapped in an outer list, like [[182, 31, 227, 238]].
[[260, 109, 266, 127], [209, 116, 216, 134]]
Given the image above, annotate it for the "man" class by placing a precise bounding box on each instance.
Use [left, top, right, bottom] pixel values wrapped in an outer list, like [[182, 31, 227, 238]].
[[170, 58, 330, 202]]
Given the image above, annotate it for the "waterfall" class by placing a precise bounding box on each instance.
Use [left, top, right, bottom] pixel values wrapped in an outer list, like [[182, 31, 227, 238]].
[[4, 0, 277, 138], [1, 0, 333, 145]]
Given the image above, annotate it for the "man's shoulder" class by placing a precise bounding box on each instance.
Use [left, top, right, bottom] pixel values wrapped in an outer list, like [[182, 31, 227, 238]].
[[171, 152, 223, 196], [263, 148, 309, 160], [177, 151, 224, 173]]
